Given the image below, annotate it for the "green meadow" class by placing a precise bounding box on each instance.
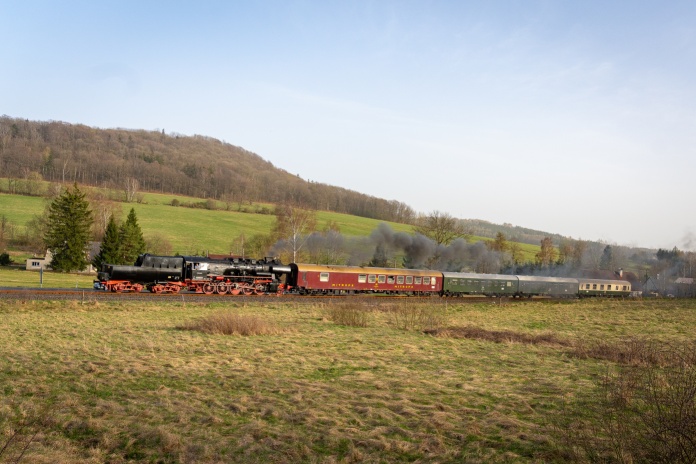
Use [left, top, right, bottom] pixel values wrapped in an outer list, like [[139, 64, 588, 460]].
[[0, 187, 538, 261]]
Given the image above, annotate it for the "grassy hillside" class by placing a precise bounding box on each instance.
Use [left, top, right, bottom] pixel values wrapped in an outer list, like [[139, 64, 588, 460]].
[[0, 191, 416, 256], [0, 179, 540, 265]]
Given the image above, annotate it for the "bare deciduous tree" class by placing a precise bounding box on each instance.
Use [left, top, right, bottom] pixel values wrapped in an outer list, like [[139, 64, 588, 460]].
[[272, 204, 317, 262], [124, 177, 139, 203], [413, 210, 469, 246]]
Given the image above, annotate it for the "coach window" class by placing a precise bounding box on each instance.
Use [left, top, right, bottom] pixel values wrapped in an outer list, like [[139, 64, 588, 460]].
[[368, 275, 376, 283], [600, 285, 604, 290], [622, 285, 627, 291], [387, 276, 395, 284], [451, 279, 458, 285], [406, 276, 413, 284], [585, 284, 590, 290], [320, 272, 330, 282], [358, 274, 367, 283], [397, 276, 404, 284], [423, 277, 431, 285], [415, 277, 422, 285], [378, 275, 386, 284], [592, 284, 597, 289]]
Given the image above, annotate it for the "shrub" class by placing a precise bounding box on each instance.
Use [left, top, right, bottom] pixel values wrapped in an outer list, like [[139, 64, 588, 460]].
[[552, 339, 696, 463], [386, 302, 448, 332], [327, 301, 371, 327], [178, 312, 281, 336], [0, 252, 12, 266]]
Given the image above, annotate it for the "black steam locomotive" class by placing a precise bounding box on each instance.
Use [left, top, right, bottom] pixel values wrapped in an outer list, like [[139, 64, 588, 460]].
[[96, 254, 291, 294]]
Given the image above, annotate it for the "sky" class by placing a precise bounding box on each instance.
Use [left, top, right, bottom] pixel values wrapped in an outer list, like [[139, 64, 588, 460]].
[[2, 1, 695, 250]]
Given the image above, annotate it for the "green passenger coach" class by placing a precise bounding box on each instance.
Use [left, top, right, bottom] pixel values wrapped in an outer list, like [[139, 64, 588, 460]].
[[441, 272, 518, 297]]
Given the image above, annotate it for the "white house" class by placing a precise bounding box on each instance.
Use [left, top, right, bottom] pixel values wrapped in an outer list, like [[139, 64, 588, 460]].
[[25, 250, 52, 271]]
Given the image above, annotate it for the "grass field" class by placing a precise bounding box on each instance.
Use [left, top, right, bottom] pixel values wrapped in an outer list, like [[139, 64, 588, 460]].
[[0, 189, 539, 261], [0, 267, 95, 289], [0, 191, 416, 256], [0, 297, 693, 463]]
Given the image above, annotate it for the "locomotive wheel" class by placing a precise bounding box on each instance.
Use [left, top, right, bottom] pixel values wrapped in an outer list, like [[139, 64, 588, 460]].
[[133, 284, 144, 293], [169, 285, 181, 294], [202, 283, 215, 295], [254, 284, 265, 295], [216, 283, 229, 295], [242, 286, 254, 296], [151, 286, 162, 294]]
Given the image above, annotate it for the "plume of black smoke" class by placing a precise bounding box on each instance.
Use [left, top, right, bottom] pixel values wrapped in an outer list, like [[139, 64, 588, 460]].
[[363, 223, 504, 272], [269, 222, 506, 271]]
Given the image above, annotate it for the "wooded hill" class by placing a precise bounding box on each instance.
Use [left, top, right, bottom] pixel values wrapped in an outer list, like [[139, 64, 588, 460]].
[[0, 116, 415, 223]]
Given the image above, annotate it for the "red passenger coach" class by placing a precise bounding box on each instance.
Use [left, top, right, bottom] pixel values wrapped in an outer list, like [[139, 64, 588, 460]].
[[288, 263, 442, 295]]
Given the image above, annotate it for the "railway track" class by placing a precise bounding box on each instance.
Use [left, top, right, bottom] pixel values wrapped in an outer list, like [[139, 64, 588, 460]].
[[0, 287, 528, 304]]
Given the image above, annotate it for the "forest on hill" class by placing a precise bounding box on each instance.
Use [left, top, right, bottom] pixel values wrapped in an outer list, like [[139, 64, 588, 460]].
[[0, 116, 415, 223]]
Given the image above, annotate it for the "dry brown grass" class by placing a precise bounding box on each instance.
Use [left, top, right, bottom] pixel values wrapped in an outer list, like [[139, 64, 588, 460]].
[[382, 301, 449, 331], [426, 325, 573, 347], [177, 311, 282, 336], [1, 298, 695, 462]]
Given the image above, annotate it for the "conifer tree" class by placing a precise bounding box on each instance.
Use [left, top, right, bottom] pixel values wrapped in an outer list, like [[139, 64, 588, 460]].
[[92, 215, 121, 270], [43, 183, 93, 272], [119, 208, 146, 264]]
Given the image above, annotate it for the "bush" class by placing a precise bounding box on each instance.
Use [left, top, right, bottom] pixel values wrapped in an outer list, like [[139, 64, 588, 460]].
[[178, 312, 281, 336], [386, 302, 448, 331], [328, 302, 371, 327], [0, 252, 12, 266], [553, 339, 696, 463]]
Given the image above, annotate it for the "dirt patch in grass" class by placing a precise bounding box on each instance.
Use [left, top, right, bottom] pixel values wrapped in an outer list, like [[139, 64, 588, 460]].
[[426, 326, 573, 348], [177, 311, 283, 336]]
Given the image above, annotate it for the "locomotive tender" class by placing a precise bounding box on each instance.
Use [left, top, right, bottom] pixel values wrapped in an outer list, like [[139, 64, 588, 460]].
[[97, 254, 631, 298]]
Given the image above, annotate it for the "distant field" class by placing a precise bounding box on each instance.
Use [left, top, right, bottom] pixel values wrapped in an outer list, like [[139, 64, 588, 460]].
[[0, 190, 415, 256], [0, 298, 692, 462], [0, 267, 95, 288], [1, 188, 538, 260]]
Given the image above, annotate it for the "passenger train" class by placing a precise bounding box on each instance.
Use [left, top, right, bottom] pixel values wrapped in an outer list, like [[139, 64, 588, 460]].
[[96, 254, 631, 298]]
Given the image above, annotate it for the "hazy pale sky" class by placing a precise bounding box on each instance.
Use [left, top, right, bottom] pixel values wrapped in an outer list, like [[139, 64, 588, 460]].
[[2, 1, 695, 250]]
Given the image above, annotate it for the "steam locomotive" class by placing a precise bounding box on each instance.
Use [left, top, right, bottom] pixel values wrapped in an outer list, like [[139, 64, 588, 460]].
[[96, 254, 631, 298], [96, 254, 291, 295]]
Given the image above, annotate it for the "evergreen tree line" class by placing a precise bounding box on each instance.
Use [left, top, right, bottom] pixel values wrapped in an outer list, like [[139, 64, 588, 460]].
[[42, 183, 145, 272]]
